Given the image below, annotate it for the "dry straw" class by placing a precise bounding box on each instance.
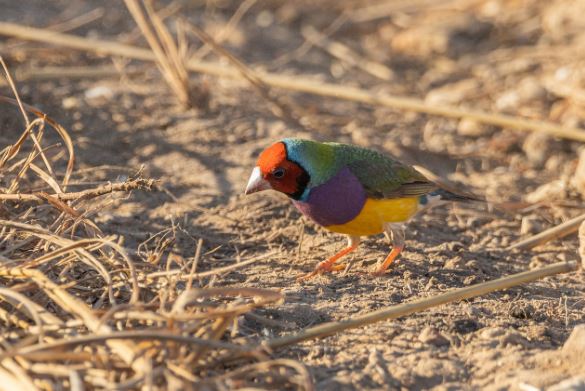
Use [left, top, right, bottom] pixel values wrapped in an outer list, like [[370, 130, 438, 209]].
[[124, 0, 194, 108], [1, 10, 583, 389], [507, 213, 585, 251], [579, 222, 585, 270], [0, 59, 309, 389], [1, 22, 585, 142], [264, 260, 578, 350]]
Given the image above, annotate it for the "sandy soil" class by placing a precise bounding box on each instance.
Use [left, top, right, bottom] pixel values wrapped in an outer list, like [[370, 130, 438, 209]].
[[1, 0, 585, 389]]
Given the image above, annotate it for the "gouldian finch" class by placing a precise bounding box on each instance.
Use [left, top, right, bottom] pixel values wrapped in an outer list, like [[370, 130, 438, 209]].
[[245, 138, 474, 280]]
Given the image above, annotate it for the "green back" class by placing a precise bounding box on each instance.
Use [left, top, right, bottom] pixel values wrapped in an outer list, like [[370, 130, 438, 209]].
[[282, 138, 437, 199]]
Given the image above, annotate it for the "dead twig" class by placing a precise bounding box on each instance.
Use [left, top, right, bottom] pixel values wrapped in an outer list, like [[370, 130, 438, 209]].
[[264, 261, 578, 350], [0, 65, 143, 85], [146, 250, 278, 280], [507, 213, 585, 251], [0, 95, 75, 188], [0, 330, 250, 361], [579, 222, 585, 270], [350, 0, 465, 23], [0, 57, 30, 127], [300, 25, 393, 80], [272, 13, 348, 67], [192, 0, 257, 59], [183, 21, 305, 129], [1, 57, 63, 196], [124, 0, 193, 107], [0, 267, 149, 376], [47, 7, 105, 33], [0, 178, 157, 203]]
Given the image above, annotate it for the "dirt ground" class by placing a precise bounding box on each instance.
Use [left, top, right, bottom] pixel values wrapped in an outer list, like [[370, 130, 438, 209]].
[[1, 0, 585, 390]]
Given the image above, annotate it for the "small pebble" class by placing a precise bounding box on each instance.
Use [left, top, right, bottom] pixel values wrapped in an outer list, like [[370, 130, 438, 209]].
[[495, 90, 520, 112], [85, 85, 114, 101], [520, 216, 542, 236], [444, 256, 464, 269], [479, 326, 506, 340], [523, 132, 556, 168], [62, 96, 79, 109], [419, 326, 451, 347], [562, 324, 585, 356], [517, 76, 547, 102], [457, 118, 490, 137], [465, 260, 479, 269], [525, 179, 568, 203]]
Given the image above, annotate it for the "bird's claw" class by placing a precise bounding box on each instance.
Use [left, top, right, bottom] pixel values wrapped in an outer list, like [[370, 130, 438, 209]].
[[296, 262, 346, 282], [296, 270, 318, 282], [329, 264, 346, 272]]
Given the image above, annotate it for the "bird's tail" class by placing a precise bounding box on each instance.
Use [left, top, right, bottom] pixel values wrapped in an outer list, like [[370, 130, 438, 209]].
[[413, 165, 485, 204], [418, 188, 483, 210], [413, 165, 524, 211], [431, 188, 485, 203], [427, 188, 530, 214]]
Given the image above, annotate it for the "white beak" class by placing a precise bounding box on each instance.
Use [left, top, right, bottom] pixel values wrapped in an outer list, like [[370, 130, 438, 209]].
[[245, 166, 271, 195]]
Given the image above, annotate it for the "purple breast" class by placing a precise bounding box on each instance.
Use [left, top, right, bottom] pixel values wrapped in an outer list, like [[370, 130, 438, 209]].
[[292, 167, 366, 226]]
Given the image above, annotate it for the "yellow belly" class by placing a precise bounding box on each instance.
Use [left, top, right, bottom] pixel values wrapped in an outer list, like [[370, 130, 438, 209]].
[[326, 197, 419, 236]]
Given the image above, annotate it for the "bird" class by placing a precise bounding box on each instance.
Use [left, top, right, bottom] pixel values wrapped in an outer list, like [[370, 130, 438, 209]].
[[244, 138, 476, 280]]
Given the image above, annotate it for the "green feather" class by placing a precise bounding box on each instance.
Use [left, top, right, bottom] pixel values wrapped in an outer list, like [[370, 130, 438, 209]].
[[282, 138, 436, 199], [282, 138, 339, 185]]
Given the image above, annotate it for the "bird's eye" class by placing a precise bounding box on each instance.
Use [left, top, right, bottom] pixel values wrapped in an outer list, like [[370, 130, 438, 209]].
[[272, 168, 286, 179]]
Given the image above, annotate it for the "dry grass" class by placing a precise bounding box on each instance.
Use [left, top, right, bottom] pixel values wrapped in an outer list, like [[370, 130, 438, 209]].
[[0, 59, 312, 390], [124, 0, 205, 109], [2, 2, 585, 389], [2, 22, 585, 141], [508, 213, 585, 250], [0, 43, 579, 389]]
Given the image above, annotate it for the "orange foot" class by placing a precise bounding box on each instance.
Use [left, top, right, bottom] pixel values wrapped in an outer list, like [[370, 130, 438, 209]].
[[297, 242, 359, 282], [296, 262, 348, 281], [371, 245, 404, 276]]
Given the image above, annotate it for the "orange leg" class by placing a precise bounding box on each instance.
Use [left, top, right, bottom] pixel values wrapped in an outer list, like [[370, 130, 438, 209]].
[[372, 244, 404, 276], [297, 236, 360, 281], [372, 223, 406, 276]]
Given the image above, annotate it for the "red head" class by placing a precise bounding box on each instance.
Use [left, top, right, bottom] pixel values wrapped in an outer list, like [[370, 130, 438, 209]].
[[245, 142, 309, 199]]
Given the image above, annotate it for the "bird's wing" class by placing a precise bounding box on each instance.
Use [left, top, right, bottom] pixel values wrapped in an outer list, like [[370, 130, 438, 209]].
[[347, 156, 437, 199]]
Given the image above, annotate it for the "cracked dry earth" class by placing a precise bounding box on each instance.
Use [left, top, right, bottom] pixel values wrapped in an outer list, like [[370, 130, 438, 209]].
[[2, 0, 585, 389]]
